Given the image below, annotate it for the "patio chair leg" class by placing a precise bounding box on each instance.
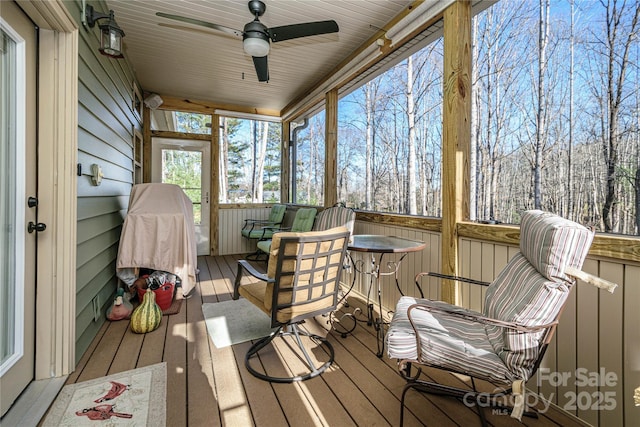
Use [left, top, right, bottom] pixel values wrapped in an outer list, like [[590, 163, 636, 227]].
[[469, 377, 488, 427], [477, 398, 488, 427], [399, 380, 423, 427], [233, 263, 243, 300], [245, 323, 335, 383], [245, 249, 268, 262], [399, 375, 538, 427]]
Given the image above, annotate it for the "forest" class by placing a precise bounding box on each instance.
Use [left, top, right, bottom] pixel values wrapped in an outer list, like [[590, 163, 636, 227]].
[[338, 0, 640, 235], [219, 117, 281, 204], [217, 0, 639, 235]]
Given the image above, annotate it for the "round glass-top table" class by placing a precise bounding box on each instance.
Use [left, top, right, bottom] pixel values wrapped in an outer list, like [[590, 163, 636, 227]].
[[348, 235, 427, 254], [347, 235, 427, 357]]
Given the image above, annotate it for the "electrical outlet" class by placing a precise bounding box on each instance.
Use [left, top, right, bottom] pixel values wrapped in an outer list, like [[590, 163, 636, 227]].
[[92, 295, 101, 322]]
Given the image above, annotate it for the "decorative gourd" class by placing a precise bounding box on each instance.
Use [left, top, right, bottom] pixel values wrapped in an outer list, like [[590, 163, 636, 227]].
[[107, 288, 133, 321], [130, 289, 162, 333]]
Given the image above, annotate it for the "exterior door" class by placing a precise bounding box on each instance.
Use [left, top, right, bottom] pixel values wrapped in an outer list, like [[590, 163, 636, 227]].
[[0, 1, 38, 416], [151, 138, 211, 255]]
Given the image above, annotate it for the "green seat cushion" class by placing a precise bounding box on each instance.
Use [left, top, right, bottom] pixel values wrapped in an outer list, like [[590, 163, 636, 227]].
[[242, 228, 277, 239], [256, 239, 272, 253], [255, 208, 317, 255], [241, 205, 286, 240]]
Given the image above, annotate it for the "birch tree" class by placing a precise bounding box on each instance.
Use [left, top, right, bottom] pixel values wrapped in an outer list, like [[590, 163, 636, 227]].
[[220, 117, 228, 202], [474, 2, 529, 220], [220, 117, 242, 202], [600, 0, 639, 232], [567, 0, 575, 220], [252, 121, 269, 201], [534, 0, 551, 209], [365, 81, 374, 210], [406, 55, 418, 214]]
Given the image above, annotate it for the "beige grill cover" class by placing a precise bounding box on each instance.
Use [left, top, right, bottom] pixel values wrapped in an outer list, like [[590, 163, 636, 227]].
[[117, 183, 197, 296]]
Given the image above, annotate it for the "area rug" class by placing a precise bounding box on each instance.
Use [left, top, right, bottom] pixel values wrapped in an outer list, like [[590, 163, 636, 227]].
[[202, 298, 278, 348], [162, 297, 183, 316], [42, 363, 166, 426]]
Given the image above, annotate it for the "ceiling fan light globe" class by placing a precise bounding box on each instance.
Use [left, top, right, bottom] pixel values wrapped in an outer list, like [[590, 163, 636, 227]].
[[243, 37, 270, 57]]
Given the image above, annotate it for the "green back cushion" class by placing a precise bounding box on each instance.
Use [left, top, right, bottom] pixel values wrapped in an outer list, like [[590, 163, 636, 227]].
[[268, 204, 286, 224], [291, 208, 317, 232]]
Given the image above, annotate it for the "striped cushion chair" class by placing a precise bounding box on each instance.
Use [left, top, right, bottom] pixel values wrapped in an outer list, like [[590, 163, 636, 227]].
[[312, 205, 356, 236], [386, 210, 595, 426]]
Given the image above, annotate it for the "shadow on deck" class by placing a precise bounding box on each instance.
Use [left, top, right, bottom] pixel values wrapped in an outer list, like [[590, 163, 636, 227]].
[[61, 255, 590, 427]]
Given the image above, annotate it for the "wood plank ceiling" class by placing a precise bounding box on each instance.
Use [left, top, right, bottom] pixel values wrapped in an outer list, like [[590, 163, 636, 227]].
[[106, 0, 418, 114]]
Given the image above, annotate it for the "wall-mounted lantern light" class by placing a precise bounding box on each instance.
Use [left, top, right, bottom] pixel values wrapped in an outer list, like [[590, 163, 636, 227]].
[[84, 4, 125, 59]]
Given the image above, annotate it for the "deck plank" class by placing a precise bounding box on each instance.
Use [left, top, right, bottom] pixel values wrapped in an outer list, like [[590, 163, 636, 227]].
[[164, 292, 189, 426], [108, 319, 144, 374], [58, 255, 592, 427], [299, 321, 393, 427], [136, 315, 168, 367], [203, 256, 255, 426], [232, 340, 289, 427], [269, 333, 358, 427], [186, 265, 223, 427], [198, 257, 218, 303], [75, 319, 129, 382], [65, 320, 109, 384]]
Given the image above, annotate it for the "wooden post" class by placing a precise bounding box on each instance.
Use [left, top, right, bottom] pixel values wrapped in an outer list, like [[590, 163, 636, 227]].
[[281, 120, 290, 203], [142, 105, 152, 183], [211, 113, 220, 255], [441, 0, 471, 304], [325, 89, 338, 207]]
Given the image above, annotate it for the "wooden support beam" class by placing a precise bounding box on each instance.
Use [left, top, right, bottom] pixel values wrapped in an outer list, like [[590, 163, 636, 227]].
[[150, 130, 210, 141], [325, 89, 338, 207], [156, 94, 280, 118], [142, 106, 152, 183], [210, 114, 220, 255], [441, 0, 471, 305], [281, 120, 291, 203]]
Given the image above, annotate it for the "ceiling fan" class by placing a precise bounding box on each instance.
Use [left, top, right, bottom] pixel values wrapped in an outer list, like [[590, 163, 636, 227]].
[[156, 0, 339, 82]]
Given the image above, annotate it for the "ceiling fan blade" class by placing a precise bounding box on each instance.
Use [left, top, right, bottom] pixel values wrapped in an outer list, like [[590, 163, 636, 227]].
[[252, 56, 269, 82], [158, 23, 239, 39], [155, 12, 242, 38], [268, 20, 338, 43]]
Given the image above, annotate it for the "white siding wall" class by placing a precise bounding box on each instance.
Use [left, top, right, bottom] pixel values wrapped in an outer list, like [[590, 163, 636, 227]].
[[218, 207, 272, 255]]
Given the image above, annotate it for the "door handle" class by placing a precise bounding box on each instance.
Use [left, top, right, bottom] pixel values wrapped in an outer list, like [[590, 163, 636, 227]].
[[28, 222, 46, 233]]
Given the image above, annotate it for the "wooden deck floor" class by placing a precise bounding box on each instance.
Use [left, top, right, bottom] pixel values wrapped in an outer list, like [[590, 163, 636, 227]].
[[60, 255, 590, 427]]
